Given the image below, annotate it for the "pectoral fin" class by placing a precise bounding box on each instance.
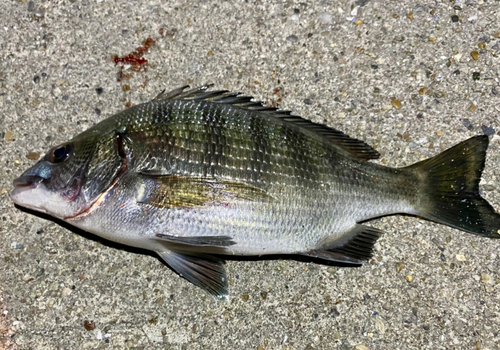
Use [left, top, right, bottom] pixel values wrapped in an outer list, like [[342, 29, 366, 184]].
[[155, 234, 236, 247], [157, 250, 229, 299], [302, 224, 384, 265], [138, 175, 273, 209]]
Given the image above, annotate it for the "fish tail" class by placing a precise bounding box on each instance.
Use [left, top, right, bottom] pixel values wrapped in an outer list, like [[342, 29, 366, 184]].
[[407, 135, 500, 238]]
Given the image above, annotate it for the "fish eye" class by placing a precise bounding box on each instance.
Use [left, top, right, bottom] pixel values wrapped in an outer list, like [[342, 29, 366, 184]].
[[49, 144, 72, 163]]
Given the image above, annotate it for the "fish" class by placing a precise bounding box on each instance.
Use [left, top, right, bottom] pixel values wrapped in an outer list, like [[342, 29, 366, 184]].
[[10, 85, 500, 299]]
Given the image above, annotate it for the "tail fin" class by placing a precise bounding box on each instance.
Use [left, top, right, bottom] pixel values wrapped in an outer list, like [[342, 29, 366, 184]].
[[407, 135, 500, 238]]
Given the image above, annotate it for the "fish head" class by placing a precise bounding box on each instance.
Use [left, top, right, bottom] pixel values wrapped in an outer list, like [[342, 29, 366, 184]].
[[11, 127, 126, 220]]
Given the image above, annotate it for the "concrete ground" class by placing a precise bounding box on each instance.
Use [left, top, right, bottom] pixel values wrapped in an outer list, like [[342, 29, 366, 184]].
[[1, 0, 500, 349]]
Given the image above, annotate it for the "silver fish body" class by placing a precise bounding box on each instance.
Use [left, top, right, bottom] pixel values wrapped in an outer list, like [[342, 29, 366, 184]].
[[11, 85, 500, 298]]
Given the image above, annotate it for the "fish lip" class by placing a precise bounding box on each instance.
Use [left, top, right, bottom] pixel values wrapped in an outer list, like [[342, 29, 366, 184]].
[[13, 175, 43, 189], [9, 188, 49, 215], [11, 199, 49, 215], [10, 175, 43, 202]]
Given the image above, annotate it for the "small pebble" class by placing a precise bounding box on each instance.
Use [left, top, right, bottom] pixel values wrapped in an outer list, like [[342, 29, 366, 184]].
[[354, 19, 362, 25], [240, 294, 249, 302], [435, 130, 443, 136], [0, 188, 8, 195], [33, 75, 40, 83], [481, 125, 495, 136], [26, 152, 40, 160], [472, 72, 480, 81], [391, 99, 402, 109], [478, 43, 486, 50], [456, 254, 466, 261], [462, 118, 473, 129], [406, 13, 413, 20], [429, 37, 436, 44], [470, 51, 479, 60], [469, 104, 476, 112], [405, 275, 413, 282], [84, 320, 95, 331], [451, 15, 459, 22], [56, 79, 66, 86], [4, 130, 14, 141], [62, 287, 72, 296], [303, 98, 312, 105], [97, 330, 102, 340], [396, 262, 405, 273], [286, 35, 298, 43], [354, 345, 369, 350], [96, 87, 104, 95], [480, 273, 492, 284]]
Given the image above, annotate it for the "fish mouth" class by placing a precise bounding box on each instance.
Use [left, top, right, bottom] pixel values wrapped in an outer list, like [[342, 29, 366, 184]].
[[13, 175, 44, 189], [10, 175, 49, 214], [11, 175, 44, 199]]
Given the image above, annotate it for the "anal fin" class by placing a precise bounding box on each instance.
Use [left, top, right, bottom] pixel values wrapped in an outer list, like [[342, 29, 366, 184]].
[[157, 250, 229, 300], [302, 225, 384, 265]]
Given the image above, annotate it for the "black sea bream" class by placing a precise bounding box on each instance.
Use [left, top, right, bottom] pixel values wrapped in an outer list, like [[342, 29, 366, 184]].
[[11, 85, 500, 298]]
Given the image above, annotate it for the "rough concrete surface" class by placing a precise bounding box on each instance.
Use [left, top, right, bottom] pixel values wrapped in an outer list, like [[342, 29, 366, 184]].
[[1, 0, 500, 349]]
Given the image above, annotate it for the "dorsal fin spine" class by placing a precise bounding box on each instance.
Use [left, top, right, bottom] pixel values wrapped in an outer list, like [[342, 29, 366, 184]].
[[153, 85, 380, 160]]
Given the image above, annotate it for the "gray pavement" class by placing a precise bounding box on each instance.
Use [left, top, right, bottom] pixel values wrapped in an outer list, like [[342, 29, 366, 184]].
[[1, 0, 500, 349]]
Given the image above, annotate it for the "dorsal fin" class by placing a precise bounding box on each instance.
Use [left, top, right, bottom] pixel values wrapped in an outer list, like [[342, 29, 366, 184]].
[[153, 85, 380, 160]]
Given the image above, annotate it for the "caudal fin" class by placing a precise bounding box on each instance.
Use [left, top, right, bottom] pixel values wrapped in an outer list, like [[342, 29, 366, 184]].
[[407, 135, 500, 238]]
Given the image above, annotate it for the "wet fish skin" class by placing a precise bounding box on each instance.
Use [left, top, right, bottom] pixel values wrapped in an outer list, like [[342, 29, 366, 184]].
[[11, 85, 500, 299]]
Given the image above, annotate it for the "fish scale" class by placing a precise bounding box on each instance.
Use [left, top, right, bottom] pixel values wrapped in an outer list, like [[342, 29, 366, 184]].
[[11, 85, 500, 299]]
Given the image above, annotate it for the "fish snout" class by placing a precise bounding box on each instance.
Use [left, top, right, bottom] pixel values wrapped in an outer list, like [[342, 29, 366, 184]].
[[13, 174, 44, 189], [12, 161, 53, 191]]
